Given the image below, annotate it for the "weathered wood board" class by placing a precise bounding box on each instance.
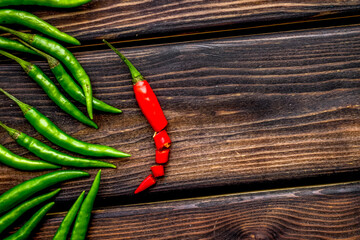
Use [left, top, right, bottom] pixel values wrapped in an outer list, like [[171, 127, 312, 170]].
[[5, 0, 360, 42], [28, 182, 360, 239]]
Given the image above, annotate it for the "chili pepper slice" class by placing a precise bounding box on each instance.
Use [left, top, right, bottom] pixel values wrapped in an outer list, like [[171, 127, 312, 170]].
[[0, 188, 60, 235], [155, 148, 170, 164], [71, 170, 101, 240], [153, 130, 171, 150], [4, 202, 55, 240], [103, 39, 168, 132], [53, 191, 85, 240], [151, 165, 165, 178], [134, 174, 156, 194]]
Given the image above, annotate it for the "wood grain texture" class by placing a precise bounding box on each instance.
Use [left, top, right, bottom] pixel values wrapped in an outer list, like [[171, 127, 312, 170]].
[[0, 24, 359, 204], [8, 0, 360, 43], [24, 182, 359, 239]]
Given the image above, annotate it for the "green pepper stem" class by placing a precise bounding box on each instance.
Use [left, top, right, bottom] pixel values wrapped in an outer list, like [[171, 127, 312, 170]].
[[102, 39, 144, 84], [0, 88, 33, 115], [0, 49, 33, 73], [0, 25, 33, 43], [18, 39, 59, 69], [0, 121, 20, 139]]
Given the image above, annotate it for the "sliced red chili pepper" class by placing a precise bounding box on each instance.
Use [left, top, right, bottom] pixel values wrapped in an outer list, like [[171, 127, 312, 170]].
[[151, 165, 165, 178], [153, 130, 171, 150], [155, 148, 170, 164], [103, 40, 168, 132], [134, 174, 156, 194]]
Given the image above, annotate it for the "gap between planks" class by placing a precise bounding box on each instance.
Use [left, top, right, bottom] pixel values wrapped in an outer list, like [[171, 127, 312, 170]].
[[67, 13, 360, 52], [45, 180, 360, 213]]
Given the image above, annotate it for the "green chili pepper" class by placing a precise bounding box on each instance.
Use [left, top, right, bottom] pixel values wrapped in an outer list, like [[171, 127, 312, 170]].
[[0, 121, 116, 168], [0, 143, 60, 171], [19, 39, 122, 114], [71, 170, 101, 240], [0, 188, 60, 234], [53, 191, 85, 240], [0, 0, 91, 8], [0, 36, 38, 55], [0, 25, 93, 119], [4, 201, 55, 240], [0, 50, 98, 128], [0, 170, 89, 214], [0, 88, 131, 158], [0, 9, 80, 45]]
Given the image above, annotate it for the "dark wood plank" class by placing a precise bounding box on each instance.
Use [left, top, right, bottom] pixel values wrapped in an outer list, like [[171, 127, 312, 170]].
[[27, 182, 360, 239], [7, 0, 360, 43], [0, 25, 360, 204]]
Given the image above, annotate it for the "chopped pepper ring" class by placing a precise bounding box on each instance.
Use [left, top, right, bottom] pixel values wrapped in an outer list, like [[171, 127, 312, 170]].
[[153, 130, 171, 150], [151, 165, 165, 178], [155, 148, 170, 164]]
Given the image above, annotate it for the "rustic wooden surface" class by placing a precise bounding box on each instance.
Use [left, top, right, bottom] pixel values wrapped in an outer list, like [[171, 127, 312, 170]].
[[0, 0, 359, 239], [33, 182, 360, 240]]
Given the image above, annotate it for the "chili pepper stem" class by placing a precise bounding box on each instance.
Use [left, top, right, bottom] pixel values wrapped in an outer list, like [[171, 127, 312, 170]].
[[0, 88, 32, 115], [0, 121, 20, 139], [0, 49, 33, 73], [18, 39, 59, 68], [103, 39, 144, 84], [0, 25, 33, 43]]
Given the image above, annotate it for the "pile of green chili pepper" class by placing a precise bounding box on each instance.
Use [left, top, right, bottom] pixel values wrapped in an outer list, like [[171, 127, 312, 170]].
[[0, 1, 174, 238], [0, 8, 130, 170], [0, 3, 131, 239]]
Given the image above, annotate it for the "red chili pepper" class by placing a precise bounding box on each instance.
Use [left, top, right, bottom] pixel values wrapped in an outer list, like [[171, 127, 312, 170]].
[[155, 148, 170, 164], [103, 40, 168, 132], [153, 130, 171, 150], [151, 165, 165, 178], [134, 174, 156, 194]]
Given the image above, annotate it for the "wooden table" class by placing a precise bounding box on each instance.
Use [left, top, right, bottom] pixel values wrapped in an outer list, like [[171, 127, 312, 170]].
[[0, 1, 360, 239]]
